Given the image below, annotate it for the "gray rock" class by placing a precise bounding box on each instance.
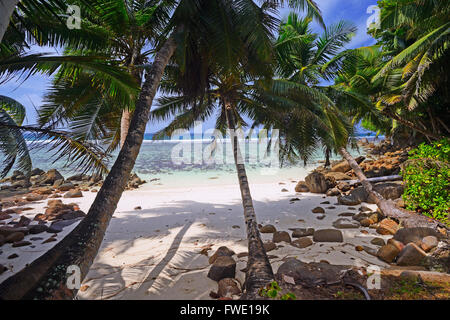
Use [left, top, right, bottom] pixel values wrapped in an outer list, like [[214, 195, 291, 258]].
[[312, 207, 325, 214], [207, 256, 236, 281], [273, 231, 291, 243], [217, 278, 241, 298], [263, 242, 277, 252], [209, 246, 235, 264], [277, 259, 349, 286], [332, 218, 360, 229], [338, 212, 355, 217], [12, 240, 32, 247], [393, 227, 442, 245], [305, 172, 328, 193], [259, 224, 277, 233], [58, 182, 75, 191], [377, 244, 400, 263], [337, 195, 361, 206], [370, 238, 386, 246], [63, 189, 83, 198], [326, 188, 340, 196], [396, 243, 427, 266], [5, 232, 24, 243], [28, 224, 49, 234], [42, 169, 64, 185], [290, 228, 315, 238], [291, 237, 313, 249], [313, 229, 343, 242], [421, 236, 439, 252]]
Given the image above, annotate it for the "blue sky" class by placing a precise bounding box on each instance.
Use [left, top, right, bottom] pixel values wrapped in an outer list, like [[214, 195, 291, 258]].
[[0, 0, 378, 132]]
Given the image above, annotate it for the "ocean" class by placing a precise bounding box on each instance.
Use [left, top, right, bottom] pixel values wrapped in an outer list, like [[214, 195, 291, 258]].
[[13, 134, 376, 189]]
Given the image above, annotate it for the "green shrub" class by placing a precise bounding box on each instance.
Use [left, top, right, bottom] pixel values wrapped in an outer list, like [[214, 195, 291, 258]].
[[401, 139, 450, 225]]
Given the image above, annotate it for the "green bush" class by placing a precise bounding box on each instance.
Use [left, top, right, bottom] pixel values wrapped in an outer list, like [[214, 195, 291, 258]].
[[401, 139, 450, 225]]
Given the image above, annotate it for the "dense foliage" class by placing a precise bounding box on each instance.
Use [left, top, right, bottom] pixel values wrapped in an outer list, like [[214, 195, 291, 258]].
[[401, 139, 450, 225]]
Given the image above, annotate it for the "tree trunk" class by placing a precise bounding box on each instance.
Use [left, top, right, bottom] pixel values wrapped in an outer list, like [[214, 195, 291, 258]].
[[384, 110, 442, 140], [120, 108, 131, 148], [338, 147, 445, 231], [224, 102, 274, 300], [0, 0, 19, 43], [0, 34, 177, 300], [324, 147, 331, 168]]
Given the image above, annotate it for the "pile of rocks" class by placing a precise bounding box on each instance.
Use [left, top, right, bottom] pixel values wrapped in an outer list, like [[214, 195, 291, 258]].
[[207, 246, 242, 300], [0, 168, 147, 194], [375, 226, 447, 269]]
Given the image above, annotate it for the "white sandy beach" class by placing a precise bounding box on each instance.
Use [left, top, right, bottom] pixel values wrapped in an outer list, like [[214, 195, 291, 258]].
[[1, 173, 394, 300]]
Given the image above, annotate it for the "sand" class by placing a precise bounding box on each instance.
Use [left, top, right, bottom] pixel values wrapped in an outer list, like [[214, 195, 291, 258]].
[[1, 177, 393, 299]]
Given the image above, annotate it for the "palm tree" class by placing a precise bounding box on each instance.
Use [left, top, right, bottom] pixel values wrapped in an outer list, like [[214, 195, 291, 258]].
[[368, 0, 450, 140], [0, 0, 326, 300], [37, 0, 173, 149], [258, 12, 445, 233], [0, 1, 140, 178], [154, 69, 276, 299]]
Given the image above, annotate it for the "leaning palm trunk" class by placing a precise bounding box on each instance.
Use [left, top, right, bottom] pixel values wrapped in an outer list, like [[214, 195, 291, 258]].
[[0, 0, 19, 43], [0, 35, 177, 300], [224, 103, 274, 300], [339, 147, 445, 231], [120, 108, 131, 148], [383, 110, 442, 141]]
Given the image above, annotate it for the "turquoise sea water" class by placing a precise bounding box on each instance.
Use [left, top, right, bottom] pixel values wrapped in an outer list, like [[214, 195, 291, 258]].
[[13, 135, 376, 189]]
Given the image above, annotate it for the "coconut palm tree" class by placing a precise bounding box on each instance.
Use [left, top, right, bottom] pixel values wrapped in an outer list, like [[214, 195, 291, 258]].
[[37, 0, 174, 149], [154, 71, 276, 299], [368, 0, 450, 140], [258, 12, 445, 234], [0, 0, 325, 300]]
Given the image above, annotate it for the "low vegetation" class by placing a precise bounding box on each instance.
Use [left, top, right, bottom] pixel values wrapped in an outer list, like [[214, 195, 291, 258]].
[[401, 139, 450, 225]]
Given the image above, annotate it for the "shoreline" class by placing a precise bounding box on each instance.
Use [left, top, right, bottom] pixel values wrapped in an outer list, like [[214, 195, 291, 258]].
[[0, 138, 448, 300]]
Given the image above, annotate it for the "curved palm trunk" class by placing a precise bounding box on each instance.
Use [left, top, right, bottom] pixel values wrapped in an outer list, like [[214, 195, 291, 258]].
[[224, 103, 274, 300], [120, 108, 131, 148], [0, 35, 177, 300], [339, 147, 444, 230], [384, 111, 442, 141], [0, 0, 18, 43]]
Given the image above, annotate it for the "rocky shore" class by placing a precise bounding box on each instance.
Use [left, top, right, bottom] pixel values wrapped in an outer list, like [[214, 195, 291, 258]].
[[202, 139, 449, 300], [0, 169, 146, 277]]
